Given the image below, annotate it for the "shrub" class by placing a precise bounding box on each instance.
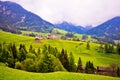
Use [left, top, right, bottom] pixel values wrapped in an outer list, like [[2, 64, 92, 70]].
[[26, 53, 36, 60], [23, 58, 36, 72], [15, 61, 23, 70]]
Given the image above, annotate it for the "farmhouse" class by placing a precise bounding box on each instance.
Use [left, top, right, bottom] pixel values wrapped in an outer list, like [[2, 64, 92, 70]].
[[97, 66, 111, 72], [35, 35, 44, 40], [47, 33, 58, 40]]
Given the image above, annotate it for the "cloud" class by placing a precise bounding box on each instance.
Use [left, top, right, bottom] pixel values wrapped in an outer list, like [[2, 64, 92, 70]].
[[2, 0, 120, 26]]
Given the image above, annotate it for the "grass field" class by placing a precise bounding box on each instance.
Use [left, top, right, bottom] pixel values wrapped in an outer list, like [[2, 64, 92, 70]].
[[0, 30, 120, 80], [0, 30, 120, 67], [0, 63, 120, 80]]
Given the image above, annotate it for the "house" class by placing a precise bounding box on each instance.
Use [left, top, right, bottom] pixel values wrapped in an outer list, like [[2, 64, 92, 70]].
[[97, 66, 112, 72], [35, 35, 43, 40], [47, 34, 58, 40], [35, 36, 40, 40]]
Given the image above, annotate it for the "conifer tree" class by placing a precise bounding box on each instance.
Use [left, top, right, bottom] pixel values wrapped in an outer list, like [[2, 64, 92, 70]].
[[76, 57, 82, 72], [0, 47, 10, 62], [86, 42, 90, 50], [104, 43, 109, 53], [58, 49, 70, 71], [63, 51, 70, 71], [104, 43, 114, 53], [117, 67, 120, 77], [109, 44, 114, 53], [85, 61, 95, 74], [19, 48, 26, 61], [37, 47, 41, 56], [0, 43, 3, 53], [54, 47, 58, 57], [38, 50, 54, 73], [18, 44, 27, 61], [22, 44, 27, 53], [12, 43, 18, 59], [69, 52, 76, 72], [116, 43, 120, 54]]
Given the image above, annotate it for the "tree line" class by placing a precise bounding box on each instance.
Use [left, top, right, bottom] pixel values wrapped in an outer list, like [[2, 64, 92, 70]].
[[96, 42, 120, 54], [0, 42, 95, 73], [0, 42, 120, 77]]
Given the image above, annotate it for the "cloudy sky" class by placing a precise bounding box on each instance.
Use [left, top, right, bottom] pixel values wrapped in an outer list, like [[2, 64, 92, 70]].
[[2, 0, 120, 27]]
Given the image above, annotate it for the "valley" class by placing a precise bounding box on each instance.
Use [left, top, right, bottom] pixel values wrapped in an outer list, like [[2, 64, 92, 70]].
[[0, 30, 120, 80], [0, 0, 120, 80]]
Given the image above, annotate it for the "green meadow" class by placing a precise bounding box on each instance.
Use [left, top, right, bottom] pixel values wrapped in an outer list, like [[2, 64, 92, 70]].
[[0, 30, 120, 80], [0, 30, 120, 67], [0, 63, 120, 80]]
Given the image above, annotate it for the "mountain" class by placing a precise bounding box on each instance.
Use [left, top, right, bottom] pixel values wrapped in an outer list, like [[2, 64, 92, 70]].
[[0, 1, 55, 33], [87, 16, 120, 40], [55, 22, 87, 34]]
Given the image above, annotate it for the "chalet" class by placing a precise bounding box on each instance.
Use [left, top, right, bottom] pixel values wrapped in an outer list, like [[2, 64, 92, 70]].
[[97, 66, 112, 72], [47, 34, 58, 40], [35, 35, 43, 40], [35, 36, 40, 40]]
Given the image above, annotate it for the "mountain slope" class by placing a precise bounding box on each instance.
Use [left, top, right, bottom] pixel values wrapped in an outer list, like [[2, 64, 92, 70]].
[[87, 16, 120, 40], [0, 1, 54, 32], [55, 22, 86, 34]]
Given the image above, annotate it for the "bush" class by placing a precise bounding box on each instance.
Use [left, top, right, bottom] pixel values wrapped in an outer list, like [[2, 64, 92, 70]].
[[26, 53, 36, 60], [15, 61, 23, 70], [23, 58, 36, 72]]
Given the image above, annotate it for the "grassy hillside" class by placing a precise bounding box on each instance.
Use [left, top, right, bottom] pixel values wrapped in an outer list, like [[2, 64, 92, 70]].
[[0, 64, 120, 80], [0, 30, 34, 43], [0, 30, 120, 67]]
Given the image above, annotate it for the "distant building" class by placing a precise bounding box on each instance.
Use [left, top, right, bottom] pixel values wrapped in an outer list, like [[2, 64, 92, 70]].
[[97, 66, 112, 72], [47, 33, 58, 40], [35, 35, 43, 40]]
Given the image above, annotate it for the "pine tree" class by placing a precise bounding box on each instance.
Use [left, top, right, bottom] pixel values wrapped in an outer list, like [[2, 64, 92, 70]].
[[18, 44, 27, 62], [19, 44, 23, 51], [22, 44, 27, 53], [0, 43, 3, 53], [7, 43, 17, 67], [98, 44, 104, 52], [76, 57, 82, 72], [19, 48, 26, 61], [7, 51, 15, 67], [54, 47, 58, 57], [64, 51, 70, 71], [86, 42, 90, 50], [0, 47, 10, 62], [29, 45, 33, 52], [111, 44, 114, 53], [85, 61, 95, 74], [104, 43, 109, 53], [117, 67, 120, 77], [58, 49, 69, 71], [85, 61, 89, 73], [37, 47, 41, 56], [38, 50, 54, 73], [116, 43, 120, 55], [69, 52, 76, 72], [104, 43, 114, 53], [12, 43, 18, 59]]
